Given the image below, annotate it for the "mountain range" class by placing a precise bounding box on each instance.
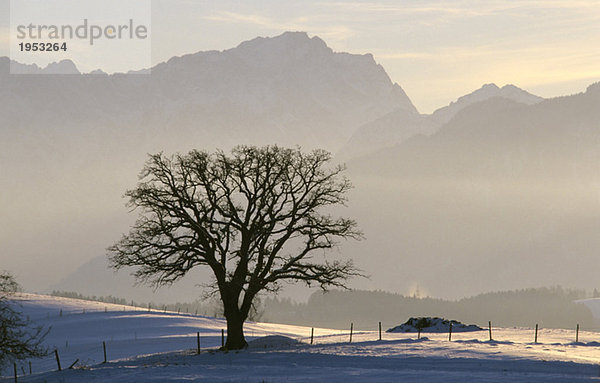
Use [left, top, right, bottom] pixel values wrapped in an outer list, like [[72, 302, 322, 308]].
[[1, 31, 413, 154], [2, 31, 599, 301], [337, 83, 544, 160]]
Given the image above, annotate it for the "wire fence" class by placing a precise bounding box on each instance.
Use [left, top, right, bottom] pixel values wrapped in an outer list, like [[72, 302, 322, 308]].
[[23, 302, 222, 323]]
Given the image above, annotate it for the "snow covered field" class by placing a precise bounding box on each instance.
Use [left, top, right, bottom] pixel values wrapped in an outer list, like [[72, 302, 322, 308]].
[[3, 293, 600, 382]]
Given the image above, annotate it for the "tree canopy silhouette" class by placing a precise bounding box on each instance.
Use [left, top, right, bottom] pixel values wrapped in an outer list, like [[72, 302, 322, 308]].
[[109, 146, 362, 349]]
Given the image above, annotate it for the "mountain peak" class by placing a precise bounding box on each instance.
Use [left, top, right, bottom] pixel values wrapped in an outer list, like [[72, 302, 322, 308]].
[[44, 59, 80, 74], [586, 82, 600, 94], [279, 30, 311, 41], [5, 58, 80, 74], [430, 83, 543, 125], [481, 83, 500, 90], [88, 69, 108, 75], [234, 31, 330, 54], [501, 84, 519, 91]]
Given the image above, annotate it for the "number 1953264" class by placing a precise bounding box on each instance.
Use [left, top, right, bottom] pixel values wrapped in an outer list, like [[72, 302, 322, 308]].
[[19, 42, 67, 52]]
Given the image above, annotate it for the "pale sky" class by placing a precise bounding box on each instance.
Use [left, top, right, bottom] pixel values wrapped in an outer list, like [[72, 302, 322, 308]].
[[1, 0, 599, 113]]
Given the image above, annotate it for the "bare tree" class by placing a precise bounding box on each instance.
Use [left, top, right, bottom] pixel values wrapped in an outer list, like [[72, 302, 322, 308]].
[[109, 146, 363, 349], [0, 271, 47, 367]]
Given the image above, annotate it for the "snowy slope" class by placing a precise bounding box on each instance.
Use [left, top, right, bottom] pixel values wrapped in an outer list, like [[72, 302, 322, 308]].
[[3, 294, 600, 382], [3, 293, 332, 375]]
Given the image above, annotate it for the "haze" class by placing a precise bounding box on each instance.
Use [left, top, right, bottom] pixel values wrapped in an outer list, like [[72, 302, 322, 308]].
[[1, 2, 600, 304]]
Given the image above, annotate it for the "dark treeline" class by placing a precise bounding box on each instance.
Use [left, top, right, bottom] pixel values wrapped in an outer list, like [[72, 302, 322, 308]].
[[50, 287, 596, 331], [261, 287, 596, 330]]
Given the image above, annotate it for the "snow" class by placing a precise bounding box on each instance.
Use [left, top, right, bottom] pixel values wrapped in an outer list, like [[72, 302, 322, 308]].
[[3, 293, 600, 382], [576, 298, 600, 319], [247, 335, 302, 349]]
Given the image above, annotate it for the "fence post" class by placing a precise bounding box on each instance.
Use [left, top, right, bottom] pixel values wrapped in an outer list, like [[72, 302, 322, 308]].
[[488, 321, 493, 341], [103, 341, 107, 363], [54, 349, 62, 371], [29, 361, 31, 375], [197, 332, 201, 354], [14, 362, 17, 383], [379, 322, 382, 341], [68, 359, 79, 369], [448, 322, 453, 341], [576, 324, 580, 343], [418, 329, 421, 339], [221, 329, 225, 348], [534, 324, 538, 344], [349, 323, 353, 343], [310, 328, 314, 345]]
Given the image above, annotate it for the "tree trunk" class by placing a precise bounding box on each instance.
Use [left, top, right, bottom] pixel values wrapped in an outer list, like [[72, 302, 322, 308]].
[[224, 309, 247, 350], [221, 286, 248, 350]]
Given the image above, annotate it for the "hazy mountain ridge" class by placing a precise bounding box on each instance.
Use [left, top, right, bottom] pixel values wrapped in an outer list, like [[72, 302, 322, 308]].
[[350, 82, 600, 178], [7, 58, 82, 74], [430, 83, 543, 126], [338, 83, 544, 160], [1, 32, 413, 152]]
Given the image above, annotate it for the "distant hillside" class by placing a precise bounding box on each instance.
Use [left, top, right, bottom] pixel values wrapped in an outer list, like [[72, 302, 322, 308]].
[[47, 255, 212, 303], [262, 287, 595, 330]]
